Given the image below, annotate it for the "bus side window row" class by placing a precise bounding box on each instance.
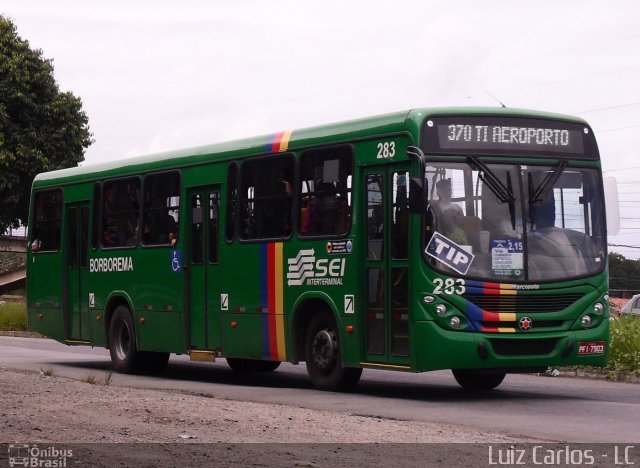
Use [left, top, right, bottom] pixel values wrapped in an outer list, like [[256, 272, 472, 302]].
[[227, 146, 353, 241], [101, 172, 180, 249]]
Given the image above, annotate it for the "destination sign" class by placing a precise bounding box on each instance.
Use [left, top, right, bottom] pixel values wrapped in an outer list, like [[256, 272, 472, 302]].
[[422, 116, 598, 159]]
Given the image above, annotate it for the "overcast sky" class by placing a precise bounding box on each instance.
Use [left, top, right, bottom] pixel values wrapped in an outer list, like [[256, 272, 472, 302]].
[[3, 1, 640, 257]]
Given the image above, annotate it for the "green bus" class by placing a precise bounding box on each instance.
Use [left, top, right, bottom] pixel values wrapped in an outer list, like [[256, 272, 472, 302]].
[[27, 107, 611, 391]]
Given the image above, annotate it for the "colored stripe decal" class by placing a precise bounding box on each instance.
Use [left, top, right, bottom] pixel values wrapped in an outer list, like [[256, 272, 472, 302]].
[[279, 130, 292, 152], [274, 242, 286, 360], [260, 242, 287, 360], [464, 280, 522, 333], [259, 244, 270, 357], [267, 130, 293, 153], [267, 243, 278, 359]]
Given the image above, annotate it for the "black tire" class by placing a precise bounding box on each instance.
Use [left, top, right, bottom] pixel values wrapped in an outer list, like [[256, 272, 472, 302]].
[[452, 369, 506, 390], [109, 307, 170, 375], [305, 312, 362, 391], [108, 306, 139, 373], [226, 358, 281, 372]]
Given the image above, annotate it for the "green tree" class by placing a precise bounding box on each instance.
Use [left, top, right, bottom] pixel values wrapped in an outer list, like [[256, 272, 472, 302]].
[[609, 252, 640, 292], [0, 16, 92, 233]]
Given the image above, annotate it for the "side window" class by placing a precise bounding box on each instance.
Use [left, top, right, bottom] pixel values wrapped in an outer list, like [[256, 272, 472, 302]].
[[239, 154, 294, 240], [102, 177, 141, 248], [225, 162, 237, 242], [299, 146, 353, 237], [141, 172, 180, 246], [31, 189, 62, 252]]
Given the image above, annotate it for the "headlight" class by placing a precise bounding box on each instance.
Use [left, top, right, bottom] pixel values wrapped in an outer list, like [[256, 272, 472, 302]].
[[581, 315, 592, 327], [593, 303, 604, 314], [436, 304, 447, 316], [450, 316, 461, 329]]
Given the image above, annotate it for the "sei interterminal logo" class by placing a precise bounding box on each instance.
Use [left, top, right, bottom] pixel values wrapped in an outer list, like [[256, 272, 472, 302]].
[[8, 444, 73, 467]]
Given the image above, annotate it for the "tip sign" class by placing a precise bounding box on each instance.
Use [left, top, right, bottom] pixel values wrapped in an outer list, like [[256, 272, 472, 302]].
[[425, 232, 475, 275]]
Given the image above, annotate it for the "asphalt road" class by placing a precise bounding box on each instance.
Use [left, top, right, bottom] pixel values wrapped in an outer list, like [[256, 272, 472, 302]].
[[1, 336, 638, 443]]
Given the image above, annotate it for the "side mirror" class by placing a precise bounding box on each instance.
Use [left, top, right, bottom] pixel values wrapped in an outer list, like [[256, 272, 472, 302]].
[[409, 177, 427, 213], [604, 177, 620, 236]]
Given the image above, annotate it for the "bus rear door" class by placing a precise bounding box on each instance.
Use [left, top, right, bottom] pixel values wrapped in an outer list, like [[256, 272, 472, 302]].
[[363, 165, 411, 367]]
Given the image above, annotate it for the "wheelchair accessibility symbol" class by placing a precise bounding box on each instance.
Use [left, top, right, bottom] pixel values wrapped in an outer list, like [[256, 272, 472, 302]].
[[171, 250, 182, 273]]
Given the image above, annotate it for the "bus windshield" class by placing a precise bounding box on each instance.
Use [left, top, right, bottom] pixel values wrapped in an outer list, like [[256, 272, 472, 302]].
[[423, 161, 605, 282]]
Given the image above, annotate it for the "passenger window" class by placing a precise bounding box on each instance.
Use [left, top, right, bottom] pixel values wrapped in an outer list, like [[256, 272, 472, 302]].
[[299, 147, 353, 237], [31, 189, 63, 252], [102, 177, 141, 248], [239, 154, 294, 240], [141, 172, 180, 246]]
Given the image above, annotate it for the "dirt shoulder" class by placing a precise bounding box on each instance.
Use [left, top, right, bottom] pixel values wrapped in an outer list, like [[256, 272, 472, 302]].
[[0, 367, 540, 466], [1, 367, 528, 444]]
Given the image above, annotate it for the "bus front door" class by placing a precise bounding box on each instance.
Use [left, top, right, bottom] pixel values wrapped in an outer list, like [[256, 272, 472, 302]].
[[363, 166, 411, 367], [64, 203, 90, 342], [187, 186, 222, 351]]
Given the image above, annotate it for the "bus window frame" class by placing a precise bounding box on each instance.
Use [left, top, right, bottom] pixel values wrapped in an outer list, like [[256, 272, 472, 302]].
[[140, 170, 182, 248], [297, 144, 355, 240], [100, 175, 142, 250], [30, 187, 64, 254], [237, 152, 296, 243]]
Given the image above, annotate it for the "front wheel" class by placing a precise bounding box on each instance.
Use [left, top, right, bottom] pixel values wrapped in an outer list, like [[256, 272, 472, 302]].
[[452, 369, 506, 390], [305, 312, 362, 391]]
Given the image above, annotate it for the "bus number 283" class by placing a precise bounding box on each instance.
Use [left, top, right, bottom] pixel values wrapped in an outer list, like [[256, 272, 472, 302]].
[[433, 278, 466, 295], [376, 141, 396, 159]]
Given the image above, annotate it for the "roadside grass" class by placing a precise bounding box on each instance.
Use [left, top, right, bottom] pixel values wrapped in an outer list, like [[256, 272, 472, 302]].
[[607, 316, 640, 373], [0, 302, 27, 331], [82, 374, 96, 384], [40, 367, 55, 377]]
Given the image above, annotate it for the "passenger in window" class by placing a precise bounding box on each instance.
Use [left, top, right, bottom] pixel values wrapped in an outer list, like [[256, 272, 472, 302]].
[[127, 226, 138, 247], [300, 195, 318, 236], [336, 194, 349, 235], [31, 237, 42, 253], [142, 220, 152, 244], [432, 178, 467, 244], [394, 175, 409, 257], [280, 177, 293, 236], [317, 182, 337, 234], [168, 232, 177, 247]]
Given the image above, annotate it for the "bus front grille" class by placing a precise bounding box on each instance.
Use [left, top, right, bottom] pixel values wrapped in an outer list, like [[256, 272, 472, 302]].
[[463, 294, 583, 313]]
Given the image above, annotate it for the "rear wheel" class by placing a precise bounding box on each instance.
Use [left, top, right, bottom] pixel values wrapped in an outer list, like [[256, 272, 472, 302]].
[[108, 306, 139, 373], [452, 369, 506, 390], [305, 312, 362, 391], [226, 358, 281, 372], [108, 306, 169, 374]]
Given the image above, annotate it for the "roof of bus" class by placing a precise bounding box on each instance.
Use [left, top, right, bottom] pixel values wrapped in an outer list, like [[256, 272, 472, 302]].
[[32, 106, 589, 187]]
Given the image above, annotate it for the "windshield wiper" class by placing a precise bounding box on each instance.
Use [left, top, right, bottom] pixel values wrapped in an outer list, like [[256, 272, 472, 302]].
[[529, 160, 567, 205], [467, 156, 517, 229]]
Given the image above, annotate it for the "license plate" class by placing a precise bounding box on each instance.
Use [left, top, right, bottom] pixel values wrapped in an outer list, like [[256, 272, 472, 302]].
[[578, 341, 605, 355]]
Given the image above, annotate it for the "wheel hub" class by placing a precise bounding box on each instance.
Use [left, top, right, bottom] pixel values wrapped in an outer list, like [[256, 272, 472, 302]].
[[114, 320, 131, 361], [311, 328, 337, 371]]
